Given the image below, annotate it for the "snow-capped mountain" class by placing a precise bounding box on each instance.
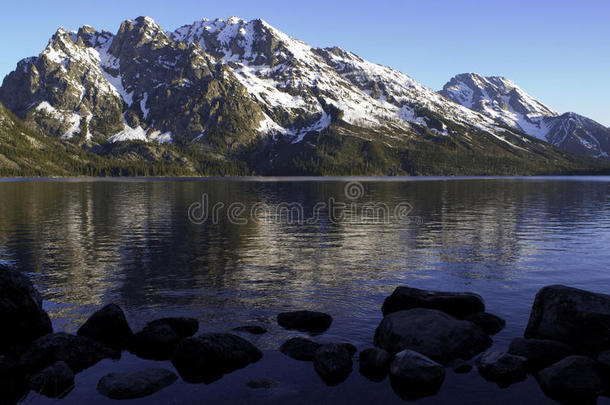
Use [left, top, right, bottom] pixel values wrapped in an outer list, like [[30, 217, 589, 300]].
[[0, 16, 604, 176], [440, 73, 610, 158]]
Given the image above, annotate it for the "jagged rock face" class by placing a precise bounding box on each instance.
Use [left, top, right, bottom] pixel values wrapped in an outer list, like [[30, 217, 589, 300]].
[[440, 73, 610, 159], [0, 14, 602, 169]]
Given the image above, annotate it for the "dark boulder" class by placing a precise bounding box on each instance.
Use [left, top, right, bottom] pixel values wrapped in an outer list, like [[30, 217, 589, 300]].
[[508, 338, 573, 371], [280, 337, 321, 361], [97, 368, 177, 400], [359, 347, 392, 381], [17, 332, 118, 375], [0, 264, 52, 353], [232, 325, 267, 335], [381, 286, 485, 318], [277, 310, 332, 333], [476, 351, 528, 386], [465, 312, 505, 335], [596, 350, 610, 393], [28, 361, 74, 398], [449, 359, 472, 373], [128, 324, 181, 361], [525, 285, 610, 353], [374, 308, 492, 363], [77, 303, 133, 349], [171, 333, 262, 383], [146, 317, 198, 338], [341, 343, 357, 357], [313, 343, 353, 386], [389, 349, 445, 400], [536, 355, 603, 404], [0, 355, 28, 405]]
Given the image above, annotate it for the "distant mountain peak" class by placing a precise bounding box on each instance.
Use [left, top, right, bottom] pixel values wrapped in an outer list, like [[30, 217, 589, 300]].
[[441, 73, 610, 158]]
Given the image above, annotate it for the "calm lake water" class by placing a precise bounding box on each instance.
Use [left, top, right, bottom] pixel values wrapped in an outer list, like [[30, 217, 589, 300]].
[[1, 177, 610, 404]]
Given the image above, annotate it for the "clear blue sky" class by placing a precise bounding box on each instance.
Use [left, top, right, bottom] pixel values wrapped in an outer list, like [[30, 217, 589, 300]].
[[1, 0, 608, 125]]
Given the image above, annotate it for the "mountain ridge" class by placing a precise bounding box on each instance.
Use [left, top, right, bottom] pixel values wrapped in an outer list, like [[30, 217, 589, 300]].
[[0, 16, 608, 176], [440, 72, 610, 159]]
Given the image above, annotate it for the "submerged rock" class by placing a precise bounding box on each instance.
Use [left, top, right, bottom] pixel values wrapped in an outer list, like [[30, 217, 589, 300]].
[[536, 355, 603, 404], [0, 264, 52, 353], [277, 310, 332, 333], [146, 317, 198, 338], [525, 285, 610, 353], [476, 351, 528, 386], [597, 350, 610, 393], [77, 303, 133, 349], [28, 361, 74, 398], [359, 347, 392, 381], [389, 350, 445, 400], [313, 344, 353, 386], [171, 333, 262, 383], [97, 368, 177, 400], [280, 337, 321, 361], [508, 338, 573, 371], [381, 286, 485, 318], [374, 308, 492, 363], [128, 324, 181, 361], [449, 359, 472, 374], [465, 312, 505, 335], [233, 325, 267, 335], [17, 332, 118, 375]]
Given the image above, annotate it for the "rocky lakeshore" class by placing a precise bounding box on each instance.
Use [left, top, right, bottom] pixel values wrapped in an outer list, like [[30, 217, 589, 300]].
[[1, 263, 610, 404]]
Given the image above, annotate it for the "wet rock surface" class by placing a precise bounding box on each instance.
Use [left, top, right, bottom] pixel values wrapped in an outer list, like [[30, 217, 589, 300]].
[[313, 343, 353, 386], [17, 332, 118, 375], [359, 347, 393, 381], [374, 308, 492, 363], [536, 355, 604, 404], [28, 361, 74, 398], [508, 338, 573, 371], [77, 303, 133, 349], [280, 337, 321, 361], [382, 286, 485, 318], [97, 368, 178, 400], [277, 311, 332, 333], [476, 351, 528, 386], [465, 312, 505, 335], [171, 333, 262, 383], [0, 264, 52, 353], [146, 317, 198, 338], [525, 285, 610, 353], [128, 324, 181, 361], [389, 349, 446, 400]]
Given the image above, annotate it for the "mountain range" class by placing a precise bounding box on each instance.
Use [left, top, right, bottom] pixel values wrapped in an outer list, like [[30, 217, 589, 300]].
[[0, 16, 608, 176]]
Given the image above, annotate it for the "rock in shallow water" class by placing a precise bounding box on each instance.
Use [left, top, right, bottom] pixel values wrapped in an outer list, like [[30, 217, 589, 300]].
[[389, 349, 445, 400], [280, 337, 321, 361], [128, 324, 181, 361], [381, 286, 485, 318], [465, 312, 505, 335], [277, 311, 332, 333], [508, 338, 573, 371], [146, 317, 198, 338], [28, 361, 74, 398], [359, 347, 392, 381], [313, 343, 353, 386], [77, 303, 133, 349], [476, 351, 528, 386], [171, 333, 262, 383], [536, 355, 603, 405], [17, 332, 118, 375], [247, 378, 280, 389], [0, 264, 52, 353], [97, 368, 177, 400], [525, 285, 610, 353], [374, 308, 492, 363]]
